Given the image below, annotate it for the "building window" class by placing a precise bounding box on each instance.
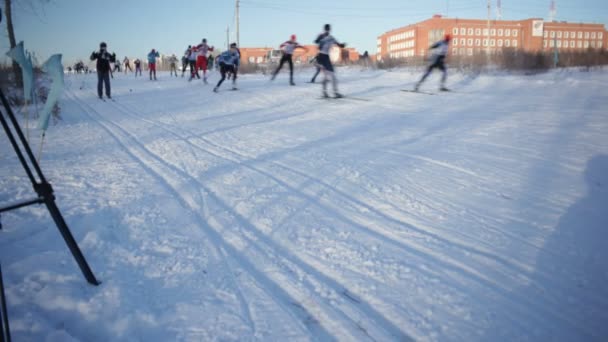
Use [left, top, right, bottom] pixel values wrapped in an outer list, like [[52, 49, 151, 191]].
[[571, 41, 575, 48], [498, 29, 504, 36], [248, 56, 255, 63], [571, 32, 575, 38], [459, 28, 466, 35], [565, 32, 570, 39], [599, 32, 604, 39], [550, 31, 555, 38], [468, 28, 474, 35], [543, 30, 548, 38], [453, 39, 458, 46], [475, 28, 482, 36], [452, 48, 458, 55], [483, 39, 488, 47], [591, 41, 596, 48], [475, 39, 481, 46], [453, 27, 458, 35], [498, 39, 504, 47], [557, 31, 562, 38], [557, 40, 562, 48], [506, 29, 511, 37], [513, 40, 518, 47], [483, 28, 489, 36], [578, 41, 583, 48], [550, 40, 555, 48], [543, 40, 547, 48], [577, 32, 583, 39], [490, 39, 496, 47], [468, 39, 473, 46], [505, 39, 511, 47], [460, 38, 466, 46], [563, 41, 569, 48], [591, 32, 597, 39], [491, 29, 496, 36], [599, 42, 604, 48], [584, 32, 590, 39], [584, 41, 589, 48]]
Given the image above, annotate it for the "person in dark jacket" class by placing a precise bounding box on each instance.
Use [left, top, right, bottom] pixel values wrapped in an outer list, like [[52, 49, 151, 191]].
[[213, 43, 240, 92], [90, 42, 116, 99]]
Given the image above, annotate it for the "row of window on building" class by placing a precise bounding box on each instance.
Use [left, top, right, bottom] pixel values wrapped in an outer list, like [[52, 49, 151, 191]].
[[453, 38, 519, 48], [544, 40, 604, 49], [545, 30, 604, 40], [452, 27, 519, 37], [389, 40, 415, 51], [388, 30, 415, 43], [389, 50, 416, 58]]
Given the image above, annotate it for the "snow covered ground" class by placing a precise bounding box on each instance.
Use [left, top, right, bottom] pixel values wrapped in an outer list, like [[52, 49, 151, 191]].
[[1, 67, 607, 341]]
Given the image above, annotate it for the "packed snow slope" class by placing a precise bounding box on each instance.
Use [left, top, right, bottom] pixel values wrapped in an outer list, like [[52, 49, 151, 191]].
[[1, 67, 607, 342]]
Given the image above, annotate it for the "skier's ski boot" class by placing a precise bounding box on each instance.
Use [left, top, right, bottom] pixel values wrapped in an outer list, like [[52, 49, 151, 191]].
[[290, 81, 296, 86], [322, 91, 330, 98], [203, 77, 208, 84], [440, 86, 449, 92], [213, 87, 219, 93], [334, 93, 344, 99], [413, 83, 420, 92]]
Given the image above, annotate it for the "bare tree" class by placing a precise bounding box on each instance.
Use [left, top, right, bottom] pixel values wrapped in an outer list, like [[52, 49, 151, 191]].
[[4, 0, 23, 87]]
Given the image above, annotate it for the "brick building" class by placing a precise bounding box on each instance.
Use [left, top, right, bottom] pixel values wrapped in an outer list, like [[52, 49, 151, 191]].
[[377, 15, 607, 60], [239, 45, 360, 65]]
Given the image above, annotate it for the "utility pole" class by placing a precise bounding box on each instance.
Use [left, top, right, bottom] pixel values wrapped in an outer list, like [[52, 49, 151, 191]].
[[487, 0, 491, 57], [236, 0, 240, 46], [549, 0, 556, 22], [497, 0, 502, 20]]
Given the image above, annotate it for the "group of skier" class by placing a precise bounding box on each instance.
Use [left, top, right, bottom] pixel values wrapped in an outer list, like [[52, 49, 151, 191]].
[[89, 24, 452, 100]]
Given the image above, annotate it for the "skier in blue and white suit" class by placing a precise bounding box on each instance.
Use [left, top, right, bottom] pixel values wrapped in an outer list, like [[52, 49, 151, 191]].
[[415, 34, 452, 92], [314, 24, 346, 98], [213, 43, 240, 92]]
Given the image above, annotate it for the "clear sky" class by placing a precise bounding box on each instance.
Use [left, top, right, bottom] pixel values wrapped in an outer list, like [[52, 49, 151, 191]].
[[1, 0, 607, 66]]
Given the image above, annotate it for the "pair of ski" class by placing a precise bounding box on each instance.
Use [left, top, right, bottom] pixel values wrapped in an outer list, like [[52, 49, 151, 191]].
[[401, 89, 450, 96], [319, 95, 371, 102]]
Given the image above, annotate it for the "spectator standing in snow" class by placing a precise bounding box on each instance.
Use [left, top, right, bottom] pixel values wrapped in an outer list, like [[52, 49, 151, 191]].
[[90, 42, 115, 99], [148, 49, 160, 80], [414, 34, 451, 92], [169, 54, 179, 77]]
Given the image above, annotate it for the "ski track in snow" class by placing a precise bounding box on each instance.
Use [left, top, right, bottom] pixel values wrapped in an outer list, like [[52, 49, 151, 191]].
[[1, 68, 608, 341]]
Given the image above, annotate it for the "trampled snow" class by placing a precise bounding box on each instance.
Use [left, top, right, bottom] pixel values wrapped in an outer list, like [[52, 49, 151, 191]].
[[1, 67, 607, 341]]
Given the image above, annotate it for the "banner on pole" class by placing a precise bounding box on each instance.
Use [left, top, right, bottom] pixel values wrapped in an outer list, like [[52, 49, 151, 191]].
[[39, 54, 64, 131]]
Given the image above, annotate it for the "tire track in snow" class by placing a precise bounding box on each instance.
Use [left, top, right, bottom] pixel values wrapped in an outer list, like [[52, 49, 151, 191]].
[[67, 90, 404, 341]]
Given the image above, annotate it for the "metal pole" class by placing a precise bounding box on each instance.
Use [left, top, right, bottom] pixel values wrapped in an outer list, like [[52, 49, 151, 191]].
[[0, 88, 100, 286], [227, 26, 230, 49], [236, 0, 240, 46], [0, 264, 11, 342]]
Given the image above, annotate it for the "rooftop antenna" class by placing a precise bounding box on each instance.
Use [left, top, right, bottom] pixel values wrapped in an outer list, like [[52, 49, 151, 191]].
[[549, 0, 556, 22], [497, 0, 502, 20]]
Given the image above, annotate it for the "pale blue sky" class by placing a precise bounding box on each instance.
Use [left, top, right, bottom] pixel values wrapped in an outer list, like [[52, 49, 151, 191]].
[[2, 0, 607, 66]]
